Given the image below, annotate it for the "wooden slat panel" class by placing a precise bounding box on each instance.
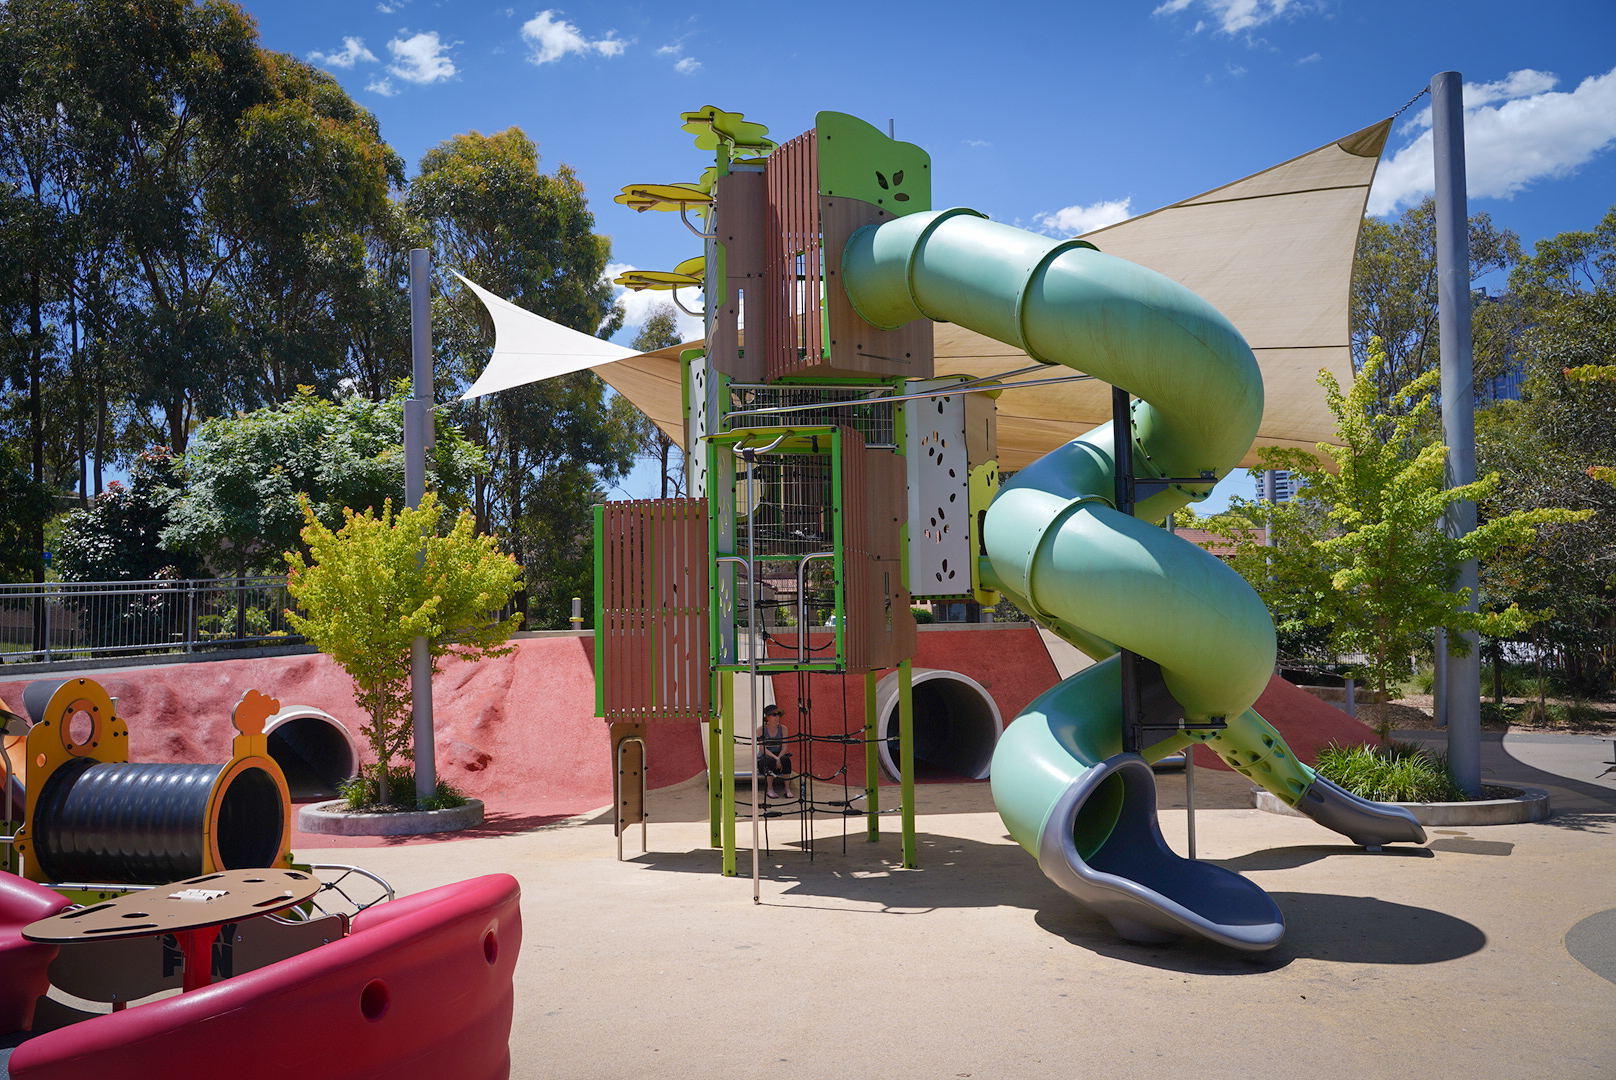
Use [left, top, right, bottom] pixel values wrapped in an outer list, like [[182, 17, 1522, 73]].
[[764, 130, 823, 381], [600, 499, 711, 722], [844, 443, 916, 673], [710, 170, 766, 382]]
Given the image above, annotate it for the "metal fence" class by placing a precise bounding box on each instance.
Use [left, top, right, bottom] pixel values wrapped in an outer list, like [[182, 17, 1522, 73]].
[[0, 577, 303, 664]]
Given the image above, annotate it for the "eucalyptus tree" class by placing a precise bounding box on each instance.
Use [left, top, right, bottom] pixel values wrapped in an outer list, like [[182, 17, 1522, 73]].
[[0, 0, 82, 596], [55, 0, 400, 451], [219, 56, 405, 408], [1477, 206, 1616, 696], [407, 127, 639, 626], [62, 0, 273, 452], [1351, 197, 1523, 415]]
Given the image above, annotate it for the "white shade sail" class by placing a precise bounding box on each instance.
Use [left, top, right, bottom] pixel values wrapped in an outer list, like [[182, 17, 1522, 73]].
[[456, 273, 638, 401]]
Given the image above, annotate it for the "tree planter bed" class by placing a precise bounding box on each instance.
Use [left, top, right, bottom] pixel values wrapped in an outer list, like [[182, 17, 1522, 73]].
[[1251, 785, 1549, 827], [298, 798, 484, 836]]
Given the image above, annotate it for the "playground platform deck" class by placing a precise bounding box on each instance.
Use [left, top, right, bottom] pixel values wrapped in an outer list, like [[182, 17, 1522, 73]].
[[313, 730, 1616, 1080]]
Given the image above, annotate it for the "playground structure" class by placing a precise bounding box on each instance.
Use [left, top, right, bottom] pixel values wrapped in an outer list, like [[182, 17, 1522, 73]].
[[0, 677, 521, 1079], [589, 107, 1426, 949]]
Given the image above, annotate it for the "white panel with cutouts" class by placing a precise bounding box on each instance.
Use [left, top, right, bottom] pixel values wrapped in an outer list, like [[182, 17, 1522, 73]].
[[904, 380, 971, 599], [687, 353, 711, 499]]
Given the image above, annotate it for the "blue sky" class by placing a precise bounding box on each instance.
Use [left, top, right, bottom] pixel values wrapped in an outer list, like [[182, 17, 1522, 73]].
[[250, 0, 1616, 507]]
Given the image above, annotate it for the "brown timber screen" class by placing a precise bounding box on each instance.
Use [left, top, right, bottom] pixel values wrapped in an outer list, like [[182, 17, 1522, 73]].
[[764, 128, 823, 381], [599, 499, 711, 722]]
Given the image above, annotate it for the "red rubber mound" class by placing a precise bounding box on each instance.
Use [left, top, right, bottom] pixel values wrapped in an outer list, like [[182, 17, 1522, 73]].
[[0, 637, 707, 846]]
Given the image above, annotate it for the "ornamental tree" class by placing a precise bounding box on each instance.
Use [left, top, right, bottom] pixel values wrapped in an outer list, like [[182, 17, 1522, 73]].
[[284, 493, 521, 806], [1208, 340, 1589, 743]]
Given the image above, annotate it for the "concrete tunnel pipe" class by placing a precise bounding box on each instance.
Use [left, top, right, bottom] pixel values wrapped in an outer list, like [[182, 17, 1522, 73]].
[[263, 706, 360, 800], [874, 668, 1003, 782]]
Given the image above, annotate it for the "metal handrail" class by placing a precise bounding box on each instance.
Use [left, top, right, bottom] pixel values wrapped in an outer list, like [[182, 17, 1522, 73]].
[[795, 552, 837, 663]]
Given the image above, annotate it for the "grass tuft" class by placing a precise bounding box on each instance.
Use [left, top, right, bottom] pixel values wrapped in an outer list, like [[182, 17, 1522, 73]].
[[339, 765, 469, 812], [1314, 741, 1466, 803]]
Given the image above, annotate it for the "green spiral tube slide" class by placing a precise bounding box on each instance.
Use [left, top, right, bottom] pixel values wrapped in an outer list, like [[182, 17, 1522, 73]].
[[843, 209, 1424, 950]]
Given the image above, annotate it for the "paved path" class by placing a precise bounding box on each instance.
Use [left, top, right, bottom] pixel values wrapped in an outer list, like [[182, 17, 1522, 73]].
[[1503, 730, 1616, 791], [311, 767, 1616, 1080]]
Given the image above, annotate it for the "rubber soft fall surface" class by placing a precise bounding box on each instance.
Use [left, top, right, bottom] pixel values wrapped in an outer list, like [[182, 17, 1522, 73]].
[[843, 209, 1423, 950]]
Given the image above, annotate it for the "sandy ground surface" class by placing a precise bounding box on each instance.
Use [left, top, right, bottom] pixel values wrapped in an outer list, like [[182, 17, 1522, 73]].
[[307, 746, 1616, 1080]]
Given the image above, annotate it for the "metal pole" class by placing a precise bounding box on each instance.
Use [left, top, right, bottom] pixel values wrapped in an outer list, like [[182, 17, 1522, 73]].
[[408, 248, 438, 806], [1111, 388, 1145, 752], [1184, 741, 1196, 861], [1167, 511, 1197, 859], [747, 455, 761, 904], [1432, 71, 1481, 796], [1432, 629, 1448, 728]]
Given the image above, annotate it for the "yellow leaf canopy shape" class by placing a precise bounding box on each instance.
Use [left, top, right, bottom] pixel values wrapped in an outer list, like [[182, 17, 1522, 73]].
[[613, 182, 713, 214], [680, 105, 775, 155]]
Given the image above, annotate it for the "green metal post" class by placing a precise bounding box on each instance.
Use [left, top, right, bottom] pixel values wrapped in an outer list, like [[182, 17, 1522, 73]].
[[830, 433, 846, 663], [899, 658, 917, 868], [864, 669, 880, 841], [708, 688, 723, 850], [720, 669, 738, 875]]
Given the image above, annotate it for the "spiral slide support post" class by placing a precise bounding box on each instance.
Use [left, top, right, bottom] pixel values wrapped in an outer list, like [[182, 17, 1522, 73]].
[[842, 209, 1423, 950]]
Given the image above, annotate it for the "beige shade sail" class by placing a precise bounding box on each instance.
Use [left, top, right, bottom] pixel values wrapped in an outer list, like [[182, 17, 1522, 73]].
[[936, 118, 1391, 469]]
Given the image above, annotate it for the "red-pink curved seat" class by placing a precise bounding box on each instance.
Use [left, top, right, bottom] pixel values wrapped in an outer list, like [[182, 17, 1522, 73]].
[[0, 873, 71, 1035], [10, 873, 522, 1080]]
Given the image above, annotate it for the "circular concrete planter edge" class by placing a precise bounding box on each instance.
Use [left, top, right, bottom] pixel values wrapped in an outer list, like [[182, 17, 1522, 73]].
[[1250, 786, 1550, 827], [297, 798, 485, 836]]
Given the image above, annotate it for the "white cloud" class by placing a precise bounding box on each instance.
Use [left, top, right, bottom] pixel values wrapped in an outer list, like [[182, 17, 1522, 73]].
[[658, 40, 700, 73], [309, 37, 377, 69], [521, 10, 626, 65], [964, 139, 991, 148], [1369, 65, 1616, 216], [1397, 68, 1562, 135], [387, 31, 457, 84], [1153, 0, 1311, 35], [607, 264, 705, 343], [1297, 52, 1321, 64], [376, 0, 406, 13], [1034, 197, 1134, 236], [1226, 62, 1247, 77], [1465, 68, 1561, 108], [366, 77, 397, 97]]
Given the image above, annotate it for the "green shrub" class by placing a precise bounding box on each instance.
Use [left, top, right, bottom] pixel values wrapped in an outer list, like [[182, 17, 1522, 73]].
[[1519, 700, 1605, 728], [339, 765, 469, 812], [911, 607, 935, 624], [1314, 741, 1466, 803]]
